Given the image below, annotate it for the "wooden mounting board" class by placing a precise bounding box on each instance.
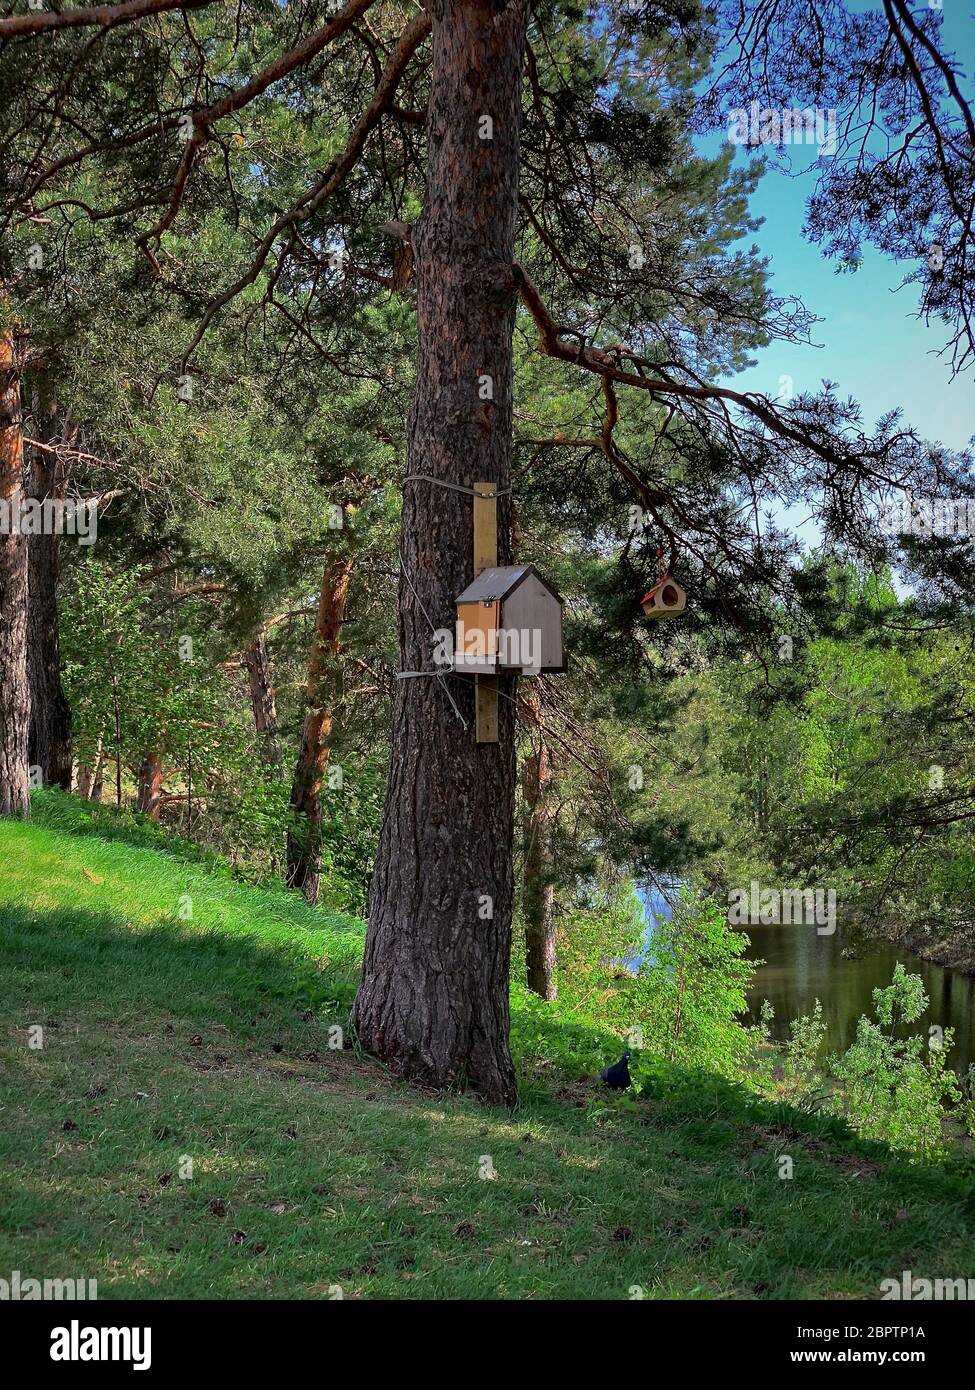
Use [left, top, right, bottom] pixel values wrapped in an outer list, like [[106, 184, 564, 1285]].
[[473, 481, 498, 744], [475, 675, 499, 743]]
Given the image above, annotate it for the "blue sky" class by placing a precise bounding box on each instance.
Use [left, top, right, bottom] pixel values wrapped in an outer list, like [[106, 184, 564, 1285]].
[[719, 3, 974, 458]]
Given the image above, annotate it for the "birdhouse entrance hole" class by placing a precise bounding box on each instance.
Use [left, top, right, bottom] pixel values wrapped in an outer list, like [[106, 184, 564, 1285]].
[[641, 573, 688, 620]]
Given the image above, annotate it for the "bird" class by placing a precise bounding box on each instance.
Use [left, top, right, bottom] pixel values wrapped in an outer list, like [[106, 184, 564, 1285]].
[[600, 1050, 631, 1090]]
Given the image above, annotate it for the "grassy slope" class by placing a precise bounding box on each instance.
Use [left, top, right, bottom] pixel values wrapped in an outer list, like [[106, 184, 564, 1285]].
[[2, 797, 973, 1300]]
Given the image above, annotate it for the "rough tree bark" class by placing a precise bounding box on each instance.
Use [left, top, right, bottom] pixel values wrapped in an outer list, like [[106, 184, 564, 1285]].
[[26, 401, 72, 789], [136, 750, 163, 820], [352, 0, 528, 1103], [0, 321, 30, 818], [243, 630, 284, 776], [285, 556, 353, 904], [522, 693, 557, 1000]]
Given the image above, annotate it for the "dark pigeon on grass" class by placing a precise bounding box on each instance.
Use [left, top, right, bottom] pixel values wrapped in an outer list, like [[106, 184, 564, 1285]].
[[600, 1050, 631, 1090]]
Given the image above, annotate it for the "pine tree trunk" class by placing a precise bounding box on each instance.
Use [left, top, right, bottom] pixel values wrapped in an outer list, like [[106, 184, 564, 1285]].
[[352, 0, 527, 1104], [522, 706, 557, 1001], [243, 631, 284, 776], [136, 751, 163, 820], [0, 322, 30, 818], [26, 404, 72, 790], [285, 557, 353, 904]]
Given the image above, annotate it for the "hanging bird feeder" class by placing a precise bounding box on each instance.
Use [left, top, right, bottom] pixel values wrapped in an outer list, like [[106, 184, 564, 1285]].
[[641, 548, 686, 621]]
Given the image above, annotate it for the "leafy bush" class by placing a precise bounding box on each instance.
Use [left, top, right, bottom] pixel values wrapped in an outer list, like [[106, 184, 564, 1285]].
[[631, 887, 760, 1079], [829, 964, 962, 1159], [782, 999, 829, 1108]]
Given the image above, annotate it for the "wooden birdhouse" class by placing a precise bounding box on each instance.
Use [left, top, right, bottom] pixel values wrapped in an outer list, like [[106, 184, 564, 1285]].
[[454, 564, 565, 675], [641, 574, 687, 620]]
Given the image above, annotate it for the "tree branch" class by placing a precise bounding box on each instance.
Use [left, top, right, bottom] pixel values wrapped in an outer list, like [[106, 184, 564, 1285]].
[[0, 0, 215, 39], [179, 12, 431, 366]]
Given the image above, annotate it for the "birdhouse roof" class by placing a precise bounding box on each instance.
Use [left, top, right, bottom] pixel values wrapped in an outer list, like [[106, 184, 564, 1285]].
[[456, 564, 562, 606], [641, 575, 686, 605]]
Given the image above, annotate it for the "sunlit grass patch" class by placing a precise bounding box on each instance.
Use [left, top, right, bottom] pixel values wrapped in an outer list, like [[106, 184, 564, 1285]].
[[2, 807, 974, 1299]]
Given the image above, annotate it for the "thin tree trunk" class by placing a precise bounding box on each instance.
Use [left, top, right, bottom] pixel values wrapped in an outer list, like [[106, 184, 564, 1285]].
[[243, 631, 284, 776], [91, 747, 105, 804], [26, 400, 72, 789], [76, 730, 104, 801], [669, 936, 689, 1063], [136, 750, 163, 820], [522, 697, 557, 1001], [353, 0, 527, 1104], [0, 320, 30, 818], [112, 673, 122, 807], [285, 556, 353, 904]]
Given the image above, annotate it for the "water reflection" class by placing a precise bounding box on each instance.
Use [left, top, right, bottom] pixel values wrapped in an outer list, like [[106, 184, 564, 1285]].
[[637, 887, 975, 1074], [741, 921, 975, 1074]]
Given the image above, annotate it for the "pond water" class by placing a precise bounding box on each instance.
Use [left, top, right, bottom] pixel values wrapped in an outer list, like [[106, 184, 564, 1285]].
[[639, 886, 975, 1075], [741, 919, 975, 1075]]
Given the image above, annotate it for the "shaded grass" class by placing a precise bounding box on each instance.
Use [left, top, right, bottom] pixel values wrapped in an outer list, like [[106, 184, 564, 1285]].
[[1, 804, 974, 1300]]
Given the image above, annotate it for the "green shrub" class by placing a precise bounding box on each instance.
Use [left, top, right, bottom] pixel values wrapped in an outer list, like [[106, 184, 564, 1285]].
[[829, 964, 962, 1159]]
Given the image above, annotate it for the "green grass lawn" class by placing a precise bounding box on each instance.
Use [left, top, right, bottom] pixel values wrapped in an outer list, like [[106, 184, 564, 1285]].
[[2, 794, 973, 1300]]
